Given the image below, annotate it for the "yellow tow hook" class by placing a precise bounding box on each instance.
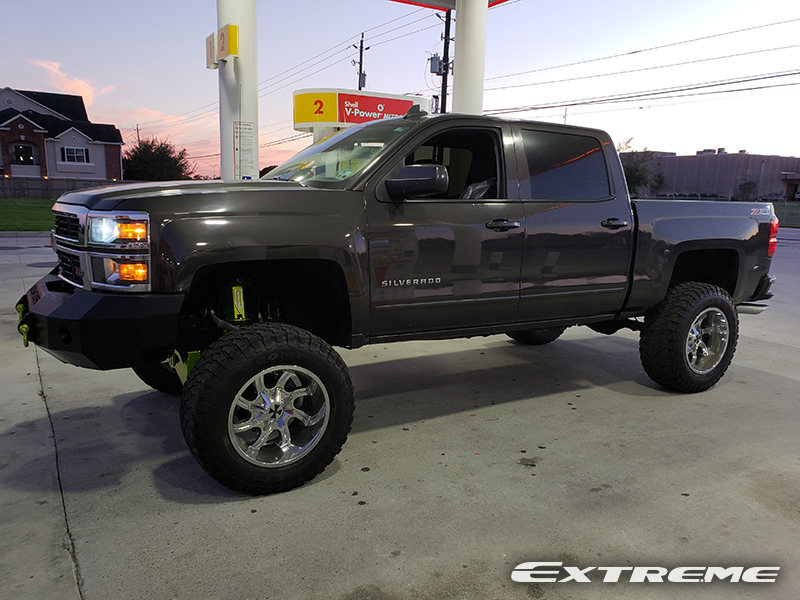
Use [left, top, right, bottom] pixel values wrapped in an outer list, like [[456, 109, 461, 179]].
[[16, 304, 29, 348], [19, 325, 29, 347]]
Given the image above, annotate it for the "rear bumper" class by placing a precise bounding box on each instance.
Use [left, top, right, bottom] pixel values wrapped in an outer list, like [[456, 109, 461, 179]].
[[16, 271, 184, 370], [750, 274, 776, 302], [736, 274, 776, 316]]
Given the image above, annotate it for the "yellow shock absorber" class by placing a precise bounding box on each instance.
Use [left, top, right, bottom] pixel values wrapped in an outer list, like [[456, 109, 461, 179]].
[[231, 285, 246, 321]]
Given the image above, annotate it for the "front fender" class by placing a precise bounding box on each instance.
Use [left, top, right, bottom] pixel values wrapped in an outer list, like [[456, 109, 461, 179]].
[[154, 213, 370, 344]]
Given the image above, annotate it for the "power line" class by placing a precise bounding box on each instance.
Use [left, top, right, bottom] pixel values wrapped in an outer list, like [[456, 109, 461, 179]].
[[367, 11, 436, 42], [370, 22, 442, 48], [186, 152, 221, 160], [486, 16, 800, 82], [485, 44, 800, 91], [259, 119, 293, 132], [259, 132, 312, 148], [539, 81, 799, 121], [485, 69, 800, 115], [256, 9, 432, 92], [258, 53, 359, 98]]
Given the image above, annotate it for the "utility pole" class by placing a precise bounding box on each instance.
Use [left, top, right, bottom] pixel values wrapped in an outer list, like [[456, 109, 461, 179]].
[[354, 33, 368, 90], [440, 9, 452, 114]]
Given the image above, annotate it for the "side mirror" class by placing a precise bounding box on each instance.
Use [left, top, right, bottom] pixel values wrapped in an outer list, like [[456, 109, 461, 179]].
[[385, 164, 449, 200]]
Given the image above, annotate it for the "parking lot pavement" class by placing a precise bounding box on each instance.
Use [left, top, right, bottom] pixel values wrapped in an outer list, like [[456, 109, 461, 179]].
[[1, 230, 799, 600]]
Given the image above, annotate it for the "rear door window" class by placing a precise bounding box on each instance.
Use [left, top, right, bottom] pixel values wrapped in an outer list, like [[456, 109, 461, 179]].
[[521, 129, 610, 200]]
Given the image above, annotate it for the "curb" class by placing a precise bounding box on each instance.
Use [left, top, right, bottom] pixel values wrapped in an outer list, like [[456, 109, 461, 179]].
[[0, 231, 51, 238]]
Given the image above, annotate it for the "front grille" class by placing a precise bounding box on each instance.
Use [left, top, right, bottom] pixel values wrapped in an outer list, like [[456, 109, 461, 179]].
[[56, 249, 83, 286], [53, 211, 81, 241]]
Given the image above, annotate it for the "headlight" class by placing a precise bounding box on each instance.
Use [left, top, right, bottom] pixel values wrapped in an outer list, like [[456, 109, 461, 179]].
[[91, 256, 149, 285], [87, 215, 149, 245], [85, 211, 151, 291]]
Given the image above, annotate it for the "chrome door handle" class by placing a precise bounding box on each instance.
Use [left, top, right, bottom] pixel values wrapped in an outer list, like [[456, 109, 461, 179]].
[[485, 218, 521, 232], [601, 218, 630, 230]]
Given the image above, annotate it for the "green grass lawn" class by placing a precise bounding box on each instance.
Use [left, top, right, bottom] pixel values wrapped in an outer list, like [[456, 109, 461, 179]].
[[0, 198, 54, 231]]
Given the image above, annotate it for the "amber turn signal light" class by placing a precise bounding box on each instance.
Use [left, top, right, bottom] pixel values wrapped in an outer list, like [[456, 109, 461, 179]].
[[117, 263, 148, 282], [117, 222, 148, 241]]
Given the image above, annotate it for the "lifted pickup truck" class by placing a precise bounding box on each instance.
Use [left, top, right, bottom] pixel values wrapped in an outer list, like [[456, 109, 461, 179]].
[[17, 111, 779, 495]]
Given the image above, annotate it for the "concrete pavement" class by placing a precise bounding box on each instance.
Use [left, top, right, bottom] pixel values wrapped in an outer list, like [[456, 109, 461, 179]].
[[1, 230, 799, 600]]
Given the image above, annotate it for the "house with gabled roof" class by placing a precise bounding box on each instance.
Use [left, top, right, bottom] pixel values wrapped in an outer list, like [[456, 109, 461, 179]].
[[0, 87, 123, 180]]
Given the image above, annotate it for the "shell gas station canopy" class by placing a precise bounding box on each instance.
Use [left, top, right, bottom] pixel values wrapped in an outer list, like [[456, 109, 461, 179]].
[[389, 0, 509, 7], [389, 0, 510, 8]]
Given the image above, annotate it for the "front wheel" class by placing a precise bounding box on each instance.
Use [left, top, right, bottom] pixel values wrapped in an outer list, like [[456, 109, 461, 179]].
[[180, 323, 355, 495], [639, 282, 738, 393]]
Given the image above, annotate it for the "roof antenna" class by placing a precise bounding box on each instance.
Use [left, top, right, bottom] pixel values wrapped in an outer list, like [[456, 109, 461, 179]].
[[404, 104, 428, 119]]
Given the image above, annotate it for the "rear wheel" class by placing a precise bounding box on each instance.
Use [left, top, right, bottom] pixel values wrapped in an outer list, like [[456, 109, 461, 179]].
[[639, 282, 738, 393], [180, 323, 354, 495], [507, 326, 567, 346]]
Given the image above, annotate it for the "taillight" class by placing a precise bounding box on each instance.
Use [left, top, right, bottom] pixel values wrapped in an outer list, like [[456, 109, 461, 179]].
[[768, 217, 779, 258]]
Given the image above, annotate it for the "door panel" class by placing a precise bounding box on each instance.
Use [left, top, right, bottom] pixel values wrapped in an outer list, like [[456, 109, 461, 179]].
[[515, 127, 633, 323], [365, 123, 523, 337], [518, 199, 632, 321], [368, 200, 524, 335]]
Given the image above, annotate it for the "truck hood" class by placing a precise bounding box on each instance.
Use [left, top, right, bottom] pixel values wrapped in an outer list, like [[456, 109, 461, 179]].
[[54, 179, 306, 211]]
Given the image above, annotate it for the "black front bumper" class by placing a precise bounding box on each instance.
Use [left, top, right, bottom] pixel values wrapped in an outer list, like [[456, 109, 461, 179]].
[[17, 271, 184, 370]]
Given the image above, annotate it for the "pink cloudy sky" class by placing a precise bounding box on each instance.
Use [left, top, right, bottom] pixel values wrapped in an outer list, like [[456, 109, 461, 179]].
[[4, 0, 798, 178]]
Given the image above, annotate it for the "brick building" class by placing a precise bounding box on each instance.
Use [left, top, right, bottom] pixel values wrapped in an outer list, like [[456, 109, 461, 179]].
[[0, 87, 123, 180], [623, 148, 800, 201]]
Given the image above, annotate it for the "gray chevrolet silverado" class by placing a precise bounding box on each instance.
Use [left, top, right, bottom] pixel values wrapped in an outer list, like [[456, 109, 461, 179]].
[[17, 111, 779, 494]]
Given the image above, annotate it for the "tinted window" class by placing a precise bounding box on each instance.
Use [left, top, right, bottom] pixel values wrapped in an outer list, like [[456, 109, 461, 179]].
[[406, 128, 501, 199], [522, 130, 610, 200]]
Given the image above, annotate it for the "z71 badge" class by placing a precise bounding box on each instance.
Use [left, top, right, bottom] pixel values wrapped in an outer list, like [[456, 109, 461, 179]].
[[751, 207, 772, 216]]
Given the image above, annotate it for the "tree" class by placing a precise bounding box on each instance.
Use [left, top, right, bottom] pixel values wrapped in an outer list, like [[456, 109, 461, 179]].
[[617, 138, 661, 198], [123, 136, 195, 181], [737, 181, 757, 201], [259, 165, 278, 178]]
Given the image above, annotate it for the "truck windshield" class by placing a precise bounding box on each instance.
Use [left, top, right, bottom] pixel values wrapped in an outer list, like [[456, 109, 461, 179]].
[[263, 120, 414, 187]]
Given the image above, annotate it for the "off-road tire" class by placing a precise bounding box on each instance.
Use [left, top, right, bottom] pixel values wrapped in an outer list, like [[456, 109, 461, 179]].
[[507, 326, 567, 346], [180, 323, 355, 495], [132, 362, 183, 395], [640, 282, 738, 393]]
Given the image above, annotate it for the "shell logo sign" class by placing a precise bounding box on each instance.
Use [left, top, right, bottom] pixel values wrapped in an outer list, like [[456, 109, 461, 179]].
[[293, 88, 428, 133], [338, 93, 414, 124]]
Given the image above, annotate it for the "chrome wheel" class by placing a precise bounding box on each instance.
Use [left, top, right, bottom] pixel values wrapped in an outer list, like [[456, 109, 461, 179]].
[[228, 366, 330, 468], [685, 308, 729, 375], [640, 282, 738, 393], [181, 323, 354, 495]]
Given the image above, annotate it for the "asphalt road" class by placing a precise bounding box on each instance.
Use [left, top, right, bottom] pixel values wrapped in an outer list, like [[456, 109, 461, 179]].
[[1, 229, 798, 600]]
